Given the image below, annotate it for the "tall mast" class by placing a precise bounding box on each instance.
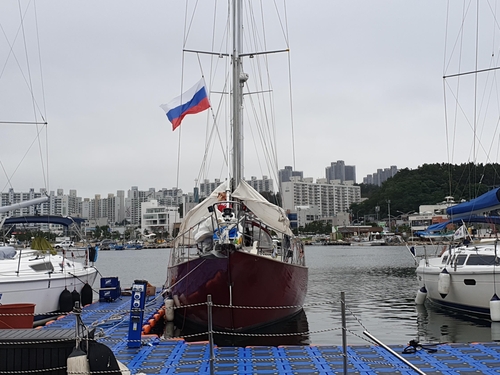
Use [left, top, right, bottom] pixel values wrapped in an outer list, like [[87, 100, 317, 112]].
[[231, 0, 247, 189]]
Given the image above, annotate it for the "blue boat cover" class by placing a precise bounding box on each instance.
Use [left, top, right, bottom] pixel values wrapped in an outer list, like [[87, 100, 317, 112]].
[[415, 215, 500, 237], [447, 188, 500, 217], [3, 215, 85, 227]]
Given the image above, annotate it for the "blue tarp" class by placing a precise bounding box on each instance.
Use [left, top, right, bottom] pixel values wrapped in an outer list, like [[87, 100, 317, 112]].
[[447, 187, 500, 217], [415, 215, 500, 237]]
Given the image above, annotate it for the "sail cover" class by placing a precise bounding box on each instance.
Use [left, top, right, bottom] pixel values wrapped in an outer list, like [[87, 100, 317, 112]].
[[175, 180, 293, 245], [232, 180, 293, 236], [447, 188, 500, 217]]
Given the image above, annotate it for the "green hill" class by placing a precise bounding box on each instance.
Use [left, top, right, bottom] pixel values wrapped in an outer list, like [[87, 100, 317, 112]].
[[352, 162, 500, 220]]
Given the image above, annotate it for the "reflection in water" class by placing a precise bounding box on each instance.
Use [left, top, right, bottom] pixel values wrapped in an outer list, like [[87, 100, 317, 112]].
[[415, 303, 500, 343], [164, 309, 310, 347], [96, 246, 500, 346]]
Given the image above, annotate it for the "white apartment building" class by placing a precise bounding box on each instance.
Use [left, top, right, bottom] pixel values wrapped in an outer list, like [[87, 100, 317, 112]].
[[141, 199, 179, 237], [281, 177, 361, 220]]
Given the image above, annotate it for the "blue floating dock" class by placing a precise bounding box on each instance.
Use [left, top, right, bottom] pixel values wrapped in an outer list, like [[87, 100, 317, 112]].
[[41, 292, 500, 374]]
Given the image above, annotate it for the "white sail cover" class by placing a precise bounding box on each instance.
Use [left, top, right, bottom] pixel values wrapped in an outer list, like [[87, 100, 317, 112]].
[[174, 180, 293, 245], [232, 180, 293, 236]]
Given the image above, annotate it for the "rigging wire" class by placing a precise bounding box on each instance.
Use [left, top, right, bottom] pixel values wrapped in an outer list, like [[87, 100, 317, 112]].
[[33, 1, 49, 193], [0, 1, 49, 195], [443, 0, 500, 202], [173, 0, 294, 207], [17, 0, 47, 192]]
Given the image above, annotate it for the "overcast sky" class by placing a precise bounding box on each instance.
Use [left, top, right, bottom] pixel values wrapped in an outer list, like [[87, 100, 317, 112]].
[[1, 1, 497, 199]]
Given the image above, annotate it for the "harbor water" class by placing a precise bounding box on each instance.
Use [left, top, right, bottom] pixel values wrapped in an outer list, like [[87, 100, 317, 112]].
[[95, 245, 500, 347]]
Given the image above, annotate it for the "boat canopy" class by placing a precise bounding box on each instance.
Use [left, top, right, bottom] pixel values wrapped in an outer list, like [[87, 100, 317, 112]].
[[447, 188, 500, 217], [3, 215, 85, 227], [176, 180, 293, 244]]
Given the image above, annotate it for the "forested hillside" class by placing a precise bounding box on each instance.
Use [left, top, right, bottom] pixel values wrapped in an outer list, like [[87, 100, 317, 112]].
[[352, 163, 500, 219]]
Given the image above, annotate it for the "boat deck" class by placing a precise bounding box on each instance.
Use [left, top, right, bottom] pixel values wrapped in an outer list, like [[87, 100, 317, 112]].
[[40, 293, 500, 374]]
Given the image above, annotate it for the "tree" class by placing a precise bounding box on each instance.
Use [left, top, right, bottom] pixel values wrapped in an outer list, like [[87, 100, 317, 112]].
[[350, 162, 500, 219]]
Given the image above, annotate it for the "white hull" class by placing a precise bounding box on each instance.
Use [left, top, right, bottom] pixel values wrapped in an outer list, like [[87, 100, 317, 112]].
[[416, 242, 500, 316], [0, 247, 98, 317]]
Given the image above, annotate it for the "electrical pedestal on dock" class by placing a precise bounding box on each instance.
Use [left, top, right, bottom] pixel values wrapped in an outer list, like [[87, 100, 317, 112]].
[[127, 279, 147, 348]]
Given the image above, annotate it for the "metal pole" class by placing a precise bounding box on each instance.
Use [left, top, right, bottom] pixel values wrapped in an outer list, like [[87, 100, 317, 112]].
[[74, 301, 81, 349], [341, 291, 347, 375], [207, 295, 214, 375], [363, 331, 427, 375]]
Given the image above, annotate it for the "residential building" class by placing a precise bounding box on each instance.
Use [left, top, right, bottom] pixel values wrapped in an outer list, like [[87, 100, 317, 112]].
[[325, 160, 356, 184], [363, 166, 398, 186], [246, 176, 273, 193], [141, 199, 178, 237], [281, 177, 361, 226], [278, 166, 303, 185]]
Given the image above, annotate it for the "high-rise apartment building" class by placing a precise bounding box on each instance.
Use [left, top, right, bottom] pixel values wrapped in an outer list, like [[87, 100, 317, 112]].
[[278, 166, 303, 185], [363, 166, 398, 186], [325, 160, 356, 183], [281, 177, 361, 218]]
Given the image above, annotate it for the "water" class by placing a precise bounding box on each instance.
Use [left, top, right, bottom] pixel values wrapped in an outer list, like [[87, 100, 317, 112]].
[[94, 245, 500, 347]]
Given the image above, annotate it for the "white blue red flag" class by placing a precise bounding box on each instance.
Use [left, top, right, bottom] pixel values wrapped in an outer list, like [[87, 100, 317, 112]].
[[160, 79, 210, 131]]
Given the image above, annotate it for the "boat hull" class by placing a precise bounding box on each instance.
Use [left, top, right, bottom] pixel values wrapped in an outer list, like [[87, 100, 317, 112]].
[[0, 268, 98, 318], [416, 260, 500, 316], [0, 249, 98, 319], [168, 250, 308, 331]]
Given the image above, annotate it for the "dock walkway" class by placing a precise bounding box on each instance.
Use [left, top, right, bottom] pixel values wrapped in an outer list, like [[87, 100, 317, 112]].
[[42, 293, 500, 374]]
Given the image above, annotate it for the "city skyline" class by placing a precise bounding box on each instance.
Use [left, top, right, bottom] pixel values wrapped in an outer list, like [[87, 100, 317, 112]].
[[3, 2, 490, 202], [2, 161, 397, 201]]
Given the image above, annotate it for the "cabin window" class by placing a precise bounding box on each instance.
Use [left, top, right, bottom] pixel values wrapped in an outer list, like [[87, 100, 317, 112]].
[[466, 254, 500, 266], [29, 262, 54, 272], [455, 254, 467, 266], [463, 279, 476, 285], [441, 255, 448, 264]]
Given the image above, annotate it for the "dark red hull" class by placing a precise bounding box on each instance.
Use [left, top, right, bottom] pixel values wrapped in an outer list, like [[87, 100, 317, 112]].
[[168, 251, 308, 331]]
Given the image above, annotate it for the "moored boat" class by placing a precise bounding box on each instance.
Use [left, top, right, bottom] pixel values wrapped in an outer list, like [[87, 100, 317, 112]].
[[164, 0, 308, 331], [0, 215, 98, 322]]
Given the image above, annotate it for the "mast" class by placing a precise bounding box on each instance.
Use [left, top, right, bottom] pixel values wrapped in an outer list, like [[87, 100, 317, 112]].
[[231, 0, 248, 189]]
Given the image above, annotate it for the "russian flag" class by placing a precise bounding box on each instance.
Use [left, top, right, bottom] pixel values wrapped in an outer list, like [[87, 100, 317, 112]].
[[160, 79, 211, 131]]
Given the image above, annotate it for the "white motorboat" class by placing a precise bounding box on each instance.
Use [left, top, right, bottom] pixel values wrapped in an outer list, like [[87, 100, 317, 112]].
[[0, 215, 98, 324], [0, 246, 98, 320]]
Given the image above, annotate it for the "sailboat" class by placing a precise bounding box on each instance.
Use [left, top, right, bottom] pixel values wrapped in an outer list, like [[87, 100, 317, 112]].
[[0, 3, 98, 324], [415, 202, 500, 321], [415, 5, 500, 322], [164, 1, 308, 331]]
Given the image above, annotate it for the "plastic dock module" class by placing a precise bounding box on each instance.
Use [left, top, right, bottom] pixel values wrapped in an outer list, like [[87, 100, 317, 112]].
[[39, 294, 500, 374]]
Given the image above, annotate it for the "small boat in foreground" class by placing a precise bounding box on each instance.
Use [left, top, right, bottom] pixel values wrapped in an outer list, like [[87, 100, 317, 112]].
[[0, 215, 98, 323]]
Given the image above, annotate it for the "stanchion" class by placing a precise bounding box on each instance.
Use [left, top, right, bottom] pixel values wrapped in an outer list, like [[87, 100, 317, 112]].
[[341, 291, 347, 375], [207, 295, 214, 375]]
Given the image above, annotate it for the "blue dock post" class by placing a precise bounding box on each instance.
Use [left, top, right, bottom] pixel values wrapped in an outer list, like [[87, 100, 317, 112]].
[[127, 280, 147, 348]]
